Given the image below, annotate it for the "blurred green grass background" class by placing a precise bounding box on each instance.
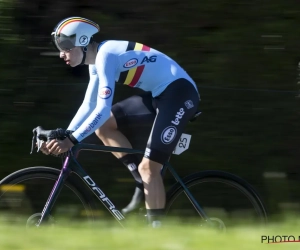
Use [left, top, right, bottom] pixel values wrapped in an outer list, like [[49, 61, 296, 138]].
[[1, 216, 300, 250]]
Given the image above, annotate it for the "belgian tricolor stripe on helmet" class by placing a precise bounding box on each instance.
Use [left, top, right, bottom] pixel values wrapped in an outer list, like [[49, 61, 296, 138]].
[[118, 42, 150, 87], [56, 17, 100, 35]]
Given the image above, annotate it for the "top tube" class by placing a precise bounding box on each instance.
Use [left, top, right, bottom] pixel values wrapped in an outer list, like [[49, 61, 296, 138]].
[[70, 143, 170, 175], [71, 143, 145, 157]]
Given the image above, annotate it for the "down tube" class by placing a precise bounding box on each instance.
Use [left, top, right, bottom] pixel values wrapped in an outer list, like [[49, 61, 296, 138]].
[[70, 157, 126, 227]]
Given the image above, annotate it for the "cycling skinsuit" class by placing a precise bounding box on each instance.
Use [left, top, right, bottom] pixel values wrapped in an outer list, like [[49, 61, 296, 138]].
[[67, 40, 200, 164]]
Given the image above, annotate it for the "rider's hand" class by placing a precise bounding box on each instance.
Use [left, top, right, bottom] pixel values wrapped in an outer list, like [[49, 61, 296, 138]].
[[46, 137, 74, 156], [38, 141, 50, 155]]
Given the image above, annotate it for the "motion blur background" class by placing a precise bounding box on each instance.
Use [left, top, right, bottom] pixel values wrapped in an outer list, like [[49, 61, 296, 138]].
[[0, 0, 299, 222]]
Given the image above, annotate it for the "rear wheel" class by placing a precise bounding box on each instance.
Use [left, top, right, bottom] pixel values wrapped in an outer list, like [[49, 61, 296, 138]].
[[165, 170, 268, 229], [0, 167, 96, 227]]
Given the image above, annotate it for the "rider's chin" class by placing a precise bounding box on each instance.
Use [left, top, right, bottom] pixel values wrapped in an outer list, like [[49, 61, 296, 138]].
[[71, 61, 80, 67]]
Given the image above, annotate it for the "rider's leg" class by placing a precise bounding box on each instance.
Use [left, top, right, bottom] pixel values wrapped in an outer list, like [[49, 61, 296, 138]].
[[99, 93, 159, 214], [95, 112, 143, 187], [95, 112, 144, 213], [142, 78, 200, 227], [95, 92, 157, 190], [138, 157, 165, 227]]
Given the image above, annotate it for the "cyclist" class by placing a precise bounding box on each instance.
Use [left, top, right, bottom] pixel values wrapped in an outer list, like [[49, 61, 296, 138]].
[[42, 16, 200, 228]]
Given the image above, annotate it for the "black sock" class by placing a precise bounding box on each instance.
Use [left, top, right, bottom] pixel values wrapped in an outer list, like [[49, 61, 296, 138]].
[[119, 154, 143, 188], [119, 154, 144, 214], [147, 209, 165, 227]]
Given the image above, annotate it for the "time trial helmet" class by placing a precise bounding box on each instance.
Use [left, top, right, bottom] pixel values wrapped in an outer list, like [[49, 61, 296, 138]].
[[51, 16, 100, 52]]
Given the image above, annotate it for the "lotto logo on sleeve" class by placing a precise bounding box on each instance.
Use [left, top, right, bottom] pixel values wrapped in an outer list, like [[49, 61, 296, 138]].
[[99, 87, 112, 99]]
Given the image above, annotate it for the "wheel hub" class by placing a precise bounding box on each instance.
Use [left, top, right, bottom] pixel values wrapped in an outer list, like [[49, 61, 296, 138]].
[[26, 213, 55, 229], [209, 217, 226, 232]]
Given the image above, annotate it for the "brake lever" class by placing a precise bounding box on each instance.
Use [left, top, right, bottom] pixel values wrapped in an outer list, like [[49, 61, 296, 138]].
[[30, 128, 37, 154], [36, 137, 44, 153], [30, 127, 46, 154]]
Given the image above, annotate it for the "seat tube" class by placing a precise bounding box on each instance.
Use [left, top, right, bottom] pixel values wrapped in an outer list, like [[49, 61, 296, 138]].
[[167, 163, 213, 226], [36, 155, 72, 226]]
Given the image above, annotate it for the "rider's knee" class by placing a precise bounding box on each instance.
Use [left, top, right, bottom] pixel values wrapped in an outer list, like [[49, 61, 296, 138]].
[[138, 158, 161, 178]]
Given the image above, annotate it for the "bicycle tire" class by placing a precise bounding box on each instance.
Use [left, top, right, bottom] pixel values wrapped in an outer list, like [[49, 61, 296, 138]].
[[0, 166, 96, 224], [165, 170, 268, 226]]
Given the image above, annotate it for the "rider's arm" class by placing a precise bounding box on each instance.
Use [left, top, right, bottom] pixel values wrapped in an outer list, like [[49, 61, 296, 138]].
[[67, 65, 99, 131], [71, 51, 118, 142]]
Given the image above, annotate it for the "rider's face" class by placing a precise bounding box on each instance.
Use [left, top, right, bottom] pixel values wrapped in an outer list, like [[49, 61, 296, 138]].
[[59, 47, 83, 67]]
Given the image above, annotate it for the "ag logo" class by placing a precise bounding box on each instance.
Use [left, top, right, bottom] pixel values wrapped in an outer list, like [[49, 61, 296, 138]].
[[161, 126, 177, 144], [79, 35, 88, 45], [141, 55, 157, 64]]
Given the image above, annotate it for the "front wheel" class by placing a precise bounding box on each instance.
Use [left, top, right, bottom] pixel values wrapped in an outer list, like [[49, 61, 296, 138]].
[[0, 167, 96, 226], [165, 170, 268, 229]]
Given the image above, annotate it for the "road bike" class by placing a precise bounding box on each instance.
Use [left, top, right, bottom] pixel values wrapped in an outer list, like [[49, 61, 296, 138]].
[[0, 112, 267, 230]]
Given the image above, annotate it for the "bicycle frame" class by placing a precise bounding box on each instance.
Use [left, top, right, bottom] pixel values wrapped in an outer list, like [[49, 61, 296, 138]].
[[37, 143, 213, 228]]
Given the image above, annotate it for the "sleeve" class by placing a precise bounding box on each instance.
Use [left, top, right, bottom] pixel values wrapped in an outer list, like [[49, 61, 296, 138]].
[[67, 65, 99, 131], [71, 51, 118, 142]]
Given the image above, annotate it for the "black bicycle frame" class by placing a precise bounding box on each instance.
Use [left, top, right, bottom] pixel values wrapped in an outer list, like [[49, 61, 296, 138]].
[[37, 143, 213, 227]]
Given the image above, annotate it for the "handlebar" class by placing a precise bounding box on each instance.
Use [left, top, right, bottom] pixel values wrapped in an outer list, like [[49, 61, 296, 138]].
[[30, 126, 69, 155]]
